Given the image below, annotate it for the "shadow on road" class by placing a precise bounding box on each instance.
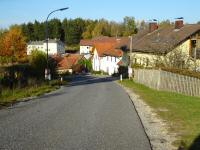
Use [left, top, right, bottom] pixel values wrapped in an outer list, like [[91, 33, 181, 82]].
[[66, 74, 119, 87]]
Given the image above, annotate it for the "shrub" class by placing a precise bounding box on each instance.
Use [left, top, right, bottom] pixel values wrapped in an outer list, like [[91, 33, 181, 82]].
[[161, 67, 200, 79], [92, 71, 102, 74], [29, 50, 47, 79]]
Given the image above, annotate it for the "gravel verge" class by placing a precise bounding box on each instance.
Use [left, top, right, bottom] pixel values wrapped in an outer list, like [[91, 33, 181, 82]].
[[117, 82, 177, 150]]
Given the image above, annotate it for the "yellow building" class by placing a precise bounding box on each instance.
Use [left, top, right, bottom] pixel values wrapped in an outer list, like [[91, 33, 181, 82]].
[[129, 19, 200, 70]]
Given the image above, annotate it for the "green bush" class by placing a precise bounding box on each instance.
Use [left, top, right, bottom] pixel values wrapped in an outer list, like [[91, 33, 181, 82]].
[[29, 50, 47, 79], [92, 71, 102, 74], [161, 67, 200, 79], [29, 50, 58, 79]]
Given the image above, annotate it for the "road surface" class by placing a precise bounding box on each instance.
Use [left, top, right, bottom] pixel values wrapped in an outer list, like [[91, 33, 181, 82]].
[[0, 75, 151, 150]]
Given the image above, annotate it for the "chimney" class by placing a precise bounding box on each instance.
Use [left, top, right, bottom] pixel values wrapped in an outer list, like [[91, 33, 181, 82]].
[[175, 17, 184, 29], [149, 19, 158, 33]]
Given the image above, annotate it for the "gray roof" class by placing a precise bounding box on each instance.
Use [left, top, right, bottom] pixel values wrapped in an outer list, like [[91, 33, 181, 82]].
[[28, 39, 64, 45], [28, 41, 43, 45], [131, 24, 200, 55]]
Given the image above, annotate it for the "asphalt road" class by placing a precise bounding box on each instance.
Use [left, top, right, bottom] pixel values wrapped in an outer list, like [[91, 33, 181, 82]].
[[0, 75, 151, 150]]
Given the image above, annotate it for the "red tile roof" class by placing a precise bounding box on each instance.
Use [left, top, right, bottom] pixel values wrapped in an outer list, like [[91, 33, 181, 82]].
[[81, 36, 125, 57], [94, 39, 124, 57], [80, 39, 93, 46], [57, 54, 85, 70]]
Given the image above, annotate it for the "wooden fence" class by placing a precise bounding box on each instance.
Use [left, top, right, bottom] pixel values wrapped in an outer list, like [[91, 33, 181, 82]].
[[134, 69, 200, 97]]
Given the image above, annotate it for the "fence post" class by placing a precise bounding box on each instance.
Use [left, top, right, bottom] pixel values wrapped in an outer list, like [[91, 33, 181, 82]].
[[120, 74, 123, 82]]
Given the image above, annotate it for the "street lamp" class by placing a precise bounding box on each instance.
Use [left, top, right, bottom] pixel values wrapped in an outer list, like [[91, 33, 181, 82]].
[[45, 7, 69, 80]]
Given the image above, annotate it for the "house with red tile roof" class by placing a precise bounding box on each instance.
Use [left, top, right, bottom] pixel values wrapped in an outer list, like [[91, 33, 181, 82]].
[[55, 54, 86, 74], [80, 36, 129, 75]]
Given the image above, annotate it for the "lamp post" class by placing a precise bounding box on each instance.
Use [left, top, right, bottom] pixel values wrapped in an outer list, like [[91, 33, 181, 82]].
[[128, 36, 133, 80], [45, 7, 69, 80]]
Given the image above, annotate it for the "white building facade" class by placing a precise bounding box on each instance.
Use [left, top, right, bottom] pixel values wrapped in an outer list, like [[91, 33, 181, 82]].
[[27, 39, 65, 55], [79, 40, 94, 59], [92, 48, 122, 75]]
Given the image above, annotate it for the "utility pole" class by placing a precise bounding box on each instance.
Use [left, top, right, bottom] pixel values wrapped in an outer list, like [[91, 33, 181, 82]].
[[128, 36, 133, 79]]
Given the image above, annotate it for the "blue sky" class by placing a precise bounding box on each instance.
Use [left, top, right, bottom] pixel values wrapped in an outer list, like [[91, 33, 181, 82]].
[[0, 0, 200, 28]]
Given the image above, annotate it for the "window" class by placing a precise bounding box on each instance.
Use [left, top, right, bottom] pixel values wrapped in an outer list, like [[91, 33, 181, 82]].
[[146, 58, 149, 67], [134, 58, 137, 64], [191, 40, 197, 57]]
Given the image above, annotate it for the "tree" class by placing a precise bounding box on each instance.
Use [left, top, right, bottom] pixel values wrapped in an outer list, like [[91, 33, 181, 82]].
[[123, 16, 137, 36], [159, 19, 171, 28], [26, 22, 35, 41], [110, 21, 123, 37], [48, 19, 63, 40], [82, 21, 97, 39], [29, 50, 47, 78], [33, 20, 45, 41], [62, 18, 86, 45], [0, 26, 27, 64], [92, 19, 111, 37]]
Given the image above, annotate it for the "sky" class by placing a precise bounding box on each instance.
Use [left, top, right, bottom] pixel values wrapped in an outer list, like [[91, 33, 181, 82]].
[[0, 0, 200, 28]]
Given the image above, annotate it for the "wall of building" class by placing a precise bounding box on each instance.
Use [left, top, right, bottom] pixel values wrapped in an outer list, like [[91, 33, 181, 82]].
[[27, 42, 65, 55], [92, 49, 100, 71], [92, 48, 122, 75], [131, 39, 200, 69], [100, 56, 121, 75], [130, 52, 158, 67], [80, 46, 93, 59], [27, 44, 43, 55]]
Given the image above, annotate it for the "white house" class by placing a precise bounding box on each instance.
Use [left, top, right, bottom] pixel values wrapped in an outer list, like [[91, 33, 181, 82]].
[[79, 39, 93, 59], [27, 39, 65, 55], [80, 36, 118, 59], [92, 44, 123, 75], [80, 36, 129, 75]]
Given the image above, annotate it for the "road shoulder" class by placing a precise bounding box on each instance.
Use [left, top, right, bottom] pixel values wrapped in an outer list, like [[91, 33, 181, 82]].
[[116, 81, 177, 150]]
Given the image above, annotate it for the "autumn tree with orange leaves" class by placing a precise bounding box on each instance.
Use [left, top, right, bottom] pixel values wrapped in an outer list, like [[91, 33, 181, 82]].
[[0, 26, 27, 64]]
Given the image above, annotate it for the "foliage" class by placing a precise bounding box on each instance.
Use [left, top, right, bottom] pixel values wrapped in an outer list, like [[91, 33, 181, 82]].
[[120, 80, 200, 150], [91, 70, 102, 74], [153, 49, 192, 69], [123, 16, 137, 36], [110, 21, 124, 37], [161, 67, 200, 79], [62, 18, 86, 45], [159, 19, 172, 28], [78, 59, 92, 72], [0, 26, 27, 64], [20, 17, 138, 46], [82, 21, 97, 39], [92, 19, 111, 37], [0, 81, 60, 106], [29, 50, 47, 78]]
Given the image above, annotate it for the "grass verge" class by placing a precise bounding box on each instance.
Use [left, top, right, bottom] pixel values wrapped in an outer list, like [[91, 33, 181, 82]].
[[0, 80, 68, 107], [120, 79, 200, 150]]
